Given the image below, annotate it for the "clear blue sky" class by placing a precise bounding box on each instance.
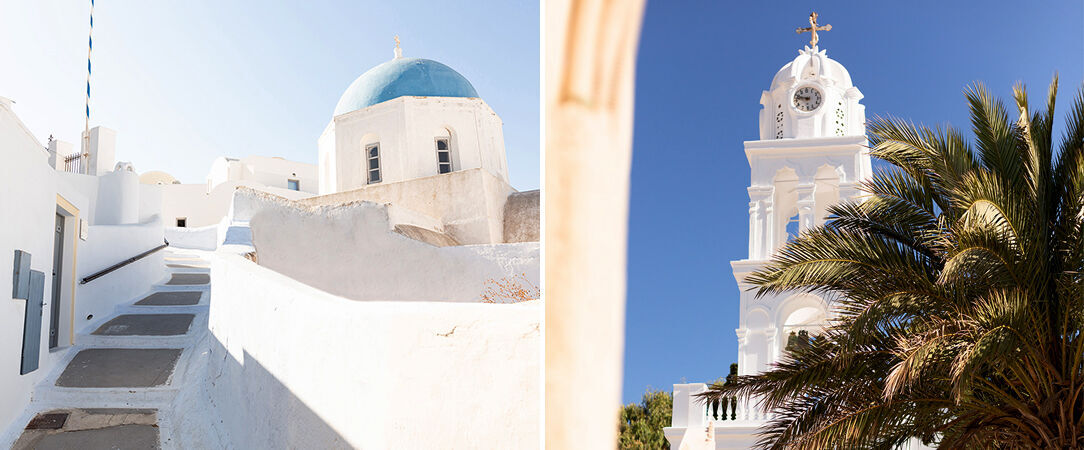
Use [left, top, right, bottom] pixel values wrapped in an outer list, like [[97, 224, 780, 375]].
[[623, 0, 1084, 403], [0, 1, 538, 189]]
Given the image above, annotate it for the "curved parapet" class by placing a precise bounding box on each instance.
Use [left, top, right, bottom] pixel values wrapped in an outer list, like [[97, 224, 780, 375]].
[[233, 187, 539, 303]]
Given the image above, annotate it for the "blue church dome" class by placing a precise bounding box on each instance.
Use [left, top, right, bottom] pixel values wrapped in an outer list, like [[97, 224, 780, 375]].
[[334, 57, 479, 116]]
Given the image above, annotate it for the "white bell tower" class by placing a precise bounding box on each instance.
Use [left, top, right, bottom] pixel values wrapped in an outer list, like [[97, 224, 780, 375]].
[[731, 30, 872, 377]]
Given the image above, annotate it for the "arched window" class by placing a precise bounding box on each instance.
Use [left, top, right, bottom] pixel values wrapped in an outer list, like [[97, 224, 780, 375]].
[[435, 128, 454, 174], [366, 143, 381, 184], [436, 139, 452, 174], [772, 167, 800, 252], [778, 295, 828, 356], [785, 211, 800, 242]]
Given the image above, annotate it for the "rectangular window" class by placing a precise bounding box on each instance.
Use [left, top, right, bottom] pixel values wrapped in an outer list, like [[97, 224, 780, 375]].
[[176, 217, 187, 228], [436, 138, 452, 174], [367, 144, 381, 184], [287, 179, 300, 191]]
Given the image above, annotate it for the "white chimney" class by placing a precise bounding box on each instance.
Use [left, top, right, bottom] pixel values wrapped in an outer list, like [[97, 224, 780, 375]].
[[81, 126, 117, 176], [48, 139, 73, 171]]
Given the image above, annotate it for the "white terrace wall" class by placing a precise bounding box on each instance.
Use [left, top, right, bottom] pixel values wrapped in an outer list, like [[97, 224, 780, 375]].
[[74, 217, 165, 334], [164, 223, 220, 251], [300, 167, 515, 245], [206, 252, 541, 448], [246, 190, 539, 302]]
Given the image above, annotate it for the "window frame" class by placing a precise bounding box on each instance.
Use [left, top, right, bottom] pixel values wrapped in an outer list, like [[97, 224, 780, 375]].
[[287, 179, 300, 191], [176, 217, 187, 228], [435, 137, 452, 174], [366, 143, 382, 184]]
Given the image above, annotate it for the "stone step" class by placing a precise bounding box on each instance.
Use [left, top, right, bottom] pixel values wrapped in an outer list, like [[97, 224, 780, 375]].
[[13, 408, 159, 450], [77, 333, 196, 349], [29, 385, 178, 411], [92, 314, 195, 337], [133, 291, 204, 307], [78, 311, 205, 348], [55, 348, 183, 389], [163, 273, 209, 286]]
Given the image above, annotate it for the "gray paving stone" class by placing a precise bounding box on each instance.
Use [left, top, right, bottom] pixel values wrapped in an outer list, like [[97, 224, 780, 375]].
[[14, 424, 159, 450], [56, 349, 182, 388], [135, 291, 201, 306], [92, 314, 194, 336], [165, 273, 209, 285]]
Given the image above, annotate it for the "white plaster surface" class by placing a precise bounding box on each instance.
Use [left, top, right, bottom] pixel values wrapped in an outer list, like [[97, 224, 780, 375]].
[[206, 251, 541, 449], [74, 218, 166, 335], [164, 224, 220, 251], [0, 100, 74, 435], [322, 96, 509, 193], [301, 167, 514, 245], [207, 156, 317, 194], [94, 170, 140, 225], [82, 126, 116, 176], [159, 180, 314, 229], [245, 190, 539, 302]]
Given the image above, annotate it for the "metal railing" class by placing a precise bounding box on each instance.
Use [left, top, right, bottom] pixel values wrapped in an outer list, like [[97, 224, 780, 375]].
[[63, 152, 87, 174], [80, 240, 169, 284]]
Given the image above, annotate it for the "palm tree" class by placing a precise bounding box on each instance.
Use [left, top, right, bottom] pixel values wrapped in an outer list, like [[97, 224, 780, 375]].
[[701, 77, 1084, 449]]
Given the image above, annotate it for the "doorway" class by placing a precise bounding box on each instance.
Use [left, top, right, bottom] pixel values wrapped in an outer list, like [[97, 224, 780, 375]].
[[50, 213, 64, 349]]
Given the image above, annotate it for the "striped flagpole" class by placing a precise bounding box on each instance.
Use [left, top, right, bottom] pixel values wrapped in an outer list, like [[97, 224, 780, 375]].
[[83, 0, 93, 173]]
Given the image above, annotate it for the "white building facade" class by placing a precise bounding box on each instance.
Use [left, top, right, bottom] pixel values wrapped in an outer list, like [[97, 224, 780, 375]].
[[154, 155, 317, 231], [319, 47, 509, 194], [667, 45, 874, 449]]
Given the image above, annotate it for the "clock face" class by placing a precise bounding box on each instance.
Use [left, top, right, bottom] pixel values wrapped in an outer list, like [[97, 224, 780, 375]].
[[793, 86, 823, 112]]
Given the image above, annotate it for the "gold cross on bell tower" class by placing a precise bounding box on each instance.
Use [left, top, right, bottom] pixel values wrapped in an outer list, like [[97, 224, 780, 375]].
[[796, 12, 832, 47]]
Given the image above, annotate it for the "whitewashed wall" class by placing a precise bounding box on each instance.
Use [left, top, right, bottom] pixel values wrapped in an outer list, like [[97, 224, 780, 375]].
[[94, 170, 140, 225], [74, 217, 165, 334], [164, 223, 220, 250], [328, 97, 509, 192], [138, 183, 163, 223], [160, 181, 314, 228], [0, 101, 80, 436], [245, 190, 539, 302], [207, 156, 318, 194], [206, 252, 540, 448], [301, 168, 514, 245]]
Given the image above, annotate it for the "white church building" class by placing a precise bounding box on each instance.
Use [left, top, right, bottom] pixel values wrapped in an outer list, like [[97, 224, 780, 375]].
[[665, 42, 874, 449], [0, 41, 540, 449]]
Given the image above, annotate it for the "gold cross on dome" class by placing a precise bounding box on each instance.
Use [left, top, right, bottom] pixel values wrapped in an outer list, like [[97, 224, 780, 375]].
[[394, 35, 401, 50], [796, 12, 832, 47]]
